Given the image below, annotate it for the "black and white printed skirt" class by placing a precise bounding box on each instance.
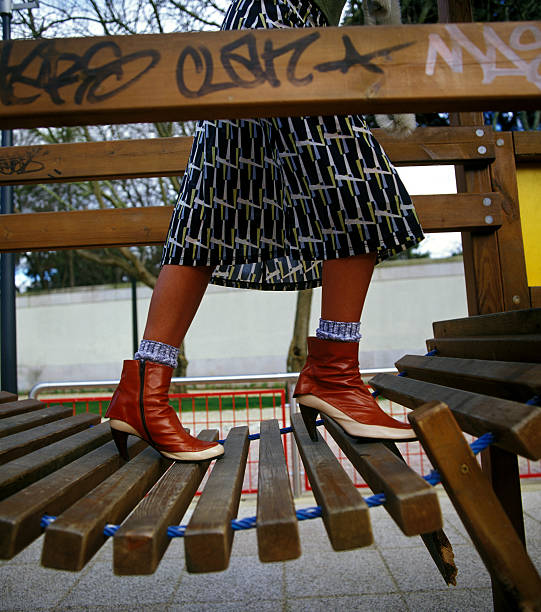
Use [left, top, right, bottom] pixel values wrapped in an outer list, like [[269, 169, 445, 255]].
[[161, 0, 425, 290]]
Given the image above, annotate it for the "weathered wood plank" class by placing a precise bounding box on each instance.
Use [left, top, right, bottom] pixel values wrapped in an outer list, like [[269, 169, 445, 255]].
[[0, 392, 17, 404], [291, 412, 373, 551], [256, 419, 300, 562], [432, 308, 541, 338], [184, 427, 248, 573], [42, 446, 170, 571], [0, 421, 112, 500], [0, 398, 45, 419], [426, 335, 541, 363], [1, 22, 540, 130], [0, 413, 100, 465], [531, 288, 541, 309], [0, 405, 72, 438], [113, 429, 219, 576], [0, 438, 146, 559], [409, 401, 541, 611], [514, 131, 541, 162], [0, 193, 502, 253], [0, 127, 495, 186], [370, 374, 541, 460], [395, 355, 541, 402], [322, 415, 441, 536]]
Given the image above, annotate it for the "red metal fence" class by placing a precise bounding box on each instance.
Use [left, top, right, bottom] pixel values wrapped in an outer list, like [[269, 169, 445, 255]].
[[42, 386, 541, 494]]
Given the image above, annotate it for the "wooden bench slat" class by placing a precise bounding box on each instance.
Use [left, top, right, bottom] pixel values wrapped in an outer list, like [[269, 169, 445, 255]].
[[42, 446, 169, 571], [184, 426, 249, 573], [0, 399, 45, 419], [409, 402, 541, 611], [396, 355, 541, 402], [0, 392, 17, 404], [0, 422, 112, 500], [113, 429, 219, 576], [256, 420, 300, 563], [0, 437, 146, 559], [0, 413, 100, 465], [0, 405, 72, 438], [426, 335, 541, 363], [433, 308, 541, 338], [291, 412, 373, 551], [322, 415, 442, 536], [370, 374, 541, 460]]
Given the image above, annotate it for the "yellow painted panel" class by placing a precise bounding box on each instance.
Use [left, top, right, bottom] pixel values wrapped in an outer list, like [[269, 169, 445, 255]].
[[517, 164, 541, 287]]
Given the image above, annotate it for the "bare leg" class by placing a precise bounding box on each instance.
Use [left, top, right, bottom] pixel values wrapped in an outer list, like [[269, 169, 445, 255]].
[[143, 264, 215, 347], [321, 252, 377, 322]]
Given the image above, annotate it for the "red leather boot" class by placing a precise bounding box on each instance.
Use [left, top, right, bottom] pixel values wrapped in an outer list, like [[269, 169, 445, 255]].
[[294, 337, 415, 441], [105, 360, 224, 461]]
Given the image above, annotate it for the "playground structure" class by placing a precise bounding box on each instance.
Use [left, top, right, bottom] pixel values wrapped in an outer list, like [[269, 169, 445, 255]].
[[1, 0, 541, 610]]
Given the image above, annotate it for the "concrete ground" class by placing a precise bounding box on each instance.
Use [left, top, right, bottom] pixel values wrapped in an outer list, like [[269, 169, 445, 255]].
[[1, 481, 540, 612]]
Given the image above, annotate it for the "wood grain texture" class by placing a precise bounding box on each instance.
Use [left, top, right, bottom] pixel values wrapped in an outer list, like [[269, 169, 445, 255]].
[[0, 438, 146, 559], [370, 373, 541, 460], [531, 288, 541, 309], [184, 426, 249, 573], [0, 422, 112, 500], [322, 415, 442, 536], [409, 402, 541, 612], [0, 193, 502, 253], [0, 399, 44, 419], [1, 23, 540, 131], [426, 335, 541, 363], [432, 308, 541, 338], [0, 405, 72, 438], [0, 413, 100, 465], [113, 429, 219, 576], [42, 446, 170, 571], [291, 412, 373, 551], [256, 419, 300, 562], [395, 354, 541, 402], [0, 392, 17, 404], [514, 131, 541, 162], [0, 127, 495, 186]]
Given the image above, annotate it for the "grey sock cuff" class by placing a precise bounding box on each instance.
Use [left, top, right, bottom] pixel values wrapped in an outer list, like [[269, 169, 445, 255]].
[[135, 339, 179, 368], [316, 319, 361, 342]]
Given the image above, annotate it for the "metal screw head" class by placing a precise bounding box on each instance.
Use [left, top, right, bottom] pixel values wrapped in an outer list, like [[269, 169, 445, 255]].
[[460, 464, 470, 474], [512, 295, 521, 305], [483, 198, 492, 207], [485, 215, 494, 225], [478, 145, 487, 155], [497, 138, 505, 147], [476, 129, 484, 137]]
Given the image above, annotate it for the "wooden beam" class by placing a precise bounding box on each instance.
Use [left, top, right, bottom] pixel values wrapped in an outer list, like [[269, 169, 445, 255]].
[[0, 192, 502, 252], [0, 127, 495, 186], [1, 22, 540, 130], [514, 132, 541, 162]]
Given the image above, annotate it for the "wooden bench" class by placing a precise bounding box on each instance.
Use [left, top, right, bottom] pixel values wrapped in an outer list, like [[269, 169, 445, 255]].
[[0, 309, 540, 611]]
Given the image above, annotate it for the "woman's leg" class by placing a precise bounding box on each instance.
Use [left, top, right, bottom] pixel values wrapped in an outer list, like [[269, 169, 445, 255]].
[[143, 264, 215, 347]]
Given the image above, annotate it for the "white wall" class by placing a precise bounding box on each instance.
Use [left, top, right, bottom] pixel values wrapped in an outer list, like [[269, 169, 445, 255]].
[[15, 260, 468, 391]]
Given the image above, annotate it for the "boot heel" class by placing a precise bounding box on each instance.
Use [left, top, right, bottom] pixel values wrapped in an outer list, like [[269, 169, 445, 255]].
[[299, 404, 319, 441], [111, 427, 130, 461]]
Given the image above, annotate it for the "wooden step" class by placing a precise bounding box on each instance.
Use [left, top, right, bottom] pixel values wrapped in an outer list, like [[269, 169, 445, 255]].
[[0, 392, 18, 405], [0, 399, 46, 419], [291, 412, 373, 551], [426, 335, 541, 363], [433, 309, 541, 338], [0, 405, 72, 438]]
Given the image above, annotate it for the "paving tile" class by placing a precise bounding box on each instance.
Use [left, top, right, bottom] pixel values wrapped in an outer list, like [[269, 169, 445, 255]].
[[285, 549, 397, 598], [58, 560, 180, 608], [404, 587, 493, 611], [172, 555, 283, 604], [168, 600, 283, 611], [0, 563, 80, 610], [286, 593, 407, 611]]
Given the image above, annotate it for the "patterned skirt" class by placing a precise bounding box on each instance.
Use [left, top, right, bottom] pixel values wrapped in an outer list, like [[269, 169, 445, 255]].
[[161, 0, 425, 290]]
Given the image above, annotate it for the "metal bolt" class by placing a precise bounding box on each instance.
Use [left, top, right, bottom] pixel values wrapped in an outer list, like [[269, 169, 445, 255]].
[[483, 198, 492, 207], [460, 464, 470, 474], [497, 138, 505, 147], [485, 215, 494, 225], [513, 295, 521, 305], [477, 145, 487, 155], [475, 129, 484, 137]]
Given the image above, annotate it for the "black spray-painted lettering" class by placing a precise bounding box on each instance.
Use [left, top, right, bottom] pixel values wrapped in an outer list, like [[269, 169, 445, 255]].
[[0, 40, 160, 106], [0, 151, 45, 176]]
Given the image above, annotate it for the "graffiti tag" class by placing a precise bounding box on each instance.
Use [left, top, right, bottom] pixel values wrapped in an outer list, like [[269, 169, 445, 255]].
[[0, 151, 45, 176]]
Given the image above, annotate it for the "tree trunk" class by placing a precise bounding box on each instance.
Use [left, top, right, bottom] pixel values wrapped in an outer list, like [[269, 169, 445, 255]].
[[287, 289, 313, 372]]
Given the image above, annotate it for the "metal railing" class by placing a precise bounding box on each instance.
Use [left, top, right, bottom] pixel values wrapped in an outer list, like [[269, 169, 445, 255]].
[[29, 368, 397, 496]]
